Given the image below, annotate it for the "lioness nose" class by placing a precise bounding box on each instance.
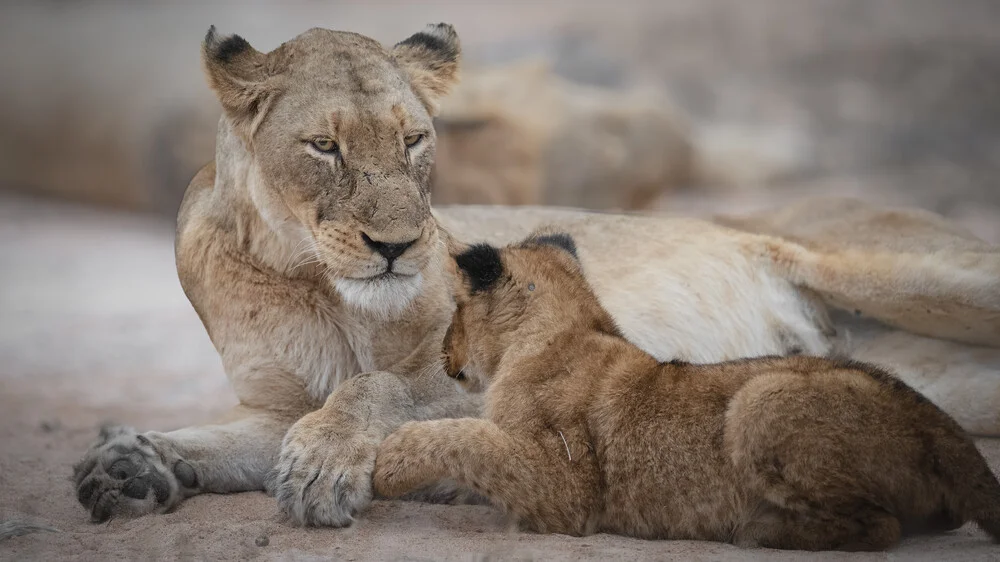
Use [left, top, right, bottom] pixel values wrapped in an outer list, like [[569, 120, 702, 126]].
[[362, 233, 417, 262]]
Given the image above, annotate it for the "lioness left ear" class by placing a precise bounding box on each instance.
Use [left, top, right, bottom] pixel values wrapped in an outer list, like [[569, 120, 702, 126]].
[[392, 23, 461, 116], [202, 26, 286, 141]]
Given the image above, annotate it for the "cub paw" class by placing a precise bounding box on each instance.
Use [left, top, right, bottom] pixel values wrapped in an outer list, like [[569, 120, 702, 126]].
[[372, 428, 419, 499], [375, 423, 488, 506], [72, 426, 197, 522]]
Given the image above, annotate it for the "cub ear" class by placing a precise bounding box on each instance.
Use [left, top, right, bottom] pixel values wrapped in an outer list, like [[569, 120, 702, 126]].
[[523, 232, 579, 261], [392, 23, 461, 116], [202, 26, 284, 140], [454, 243, 503, 294]]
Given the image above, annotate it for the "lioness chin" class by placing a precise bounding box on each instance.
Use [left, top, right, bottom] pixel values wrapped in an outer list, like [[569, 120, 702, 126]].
[[374, 233, 1000, 550]]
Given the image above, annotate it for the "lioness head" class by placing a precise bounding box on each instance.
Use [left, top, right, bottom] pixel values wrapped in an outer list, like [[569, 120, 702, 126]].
[[443, 232, 620, 391], [202, 24, 461, 316]]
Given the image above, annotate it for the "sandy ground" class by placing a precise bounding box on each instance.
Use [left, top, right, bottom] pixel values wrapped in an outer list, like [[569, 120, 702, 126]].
[[1, 193, 999, 561]]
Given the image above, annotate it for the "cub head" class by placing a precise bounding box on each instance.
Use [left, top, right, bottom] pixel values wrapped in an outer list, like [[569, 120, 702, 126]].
[[202, 24, 461, 316], [443, 232, 618, 392]]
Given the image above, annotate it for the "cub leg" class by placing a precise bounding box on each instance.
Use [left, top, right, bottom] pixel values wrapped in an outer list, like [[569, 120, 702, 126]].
[[374, 418, 594, 535], [742, 503, 901, 551]]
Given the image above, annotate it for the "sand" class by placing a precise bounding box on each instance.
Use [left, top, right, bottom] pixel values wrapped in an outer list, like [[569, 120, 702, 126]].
[[1, 193, 999, 561]]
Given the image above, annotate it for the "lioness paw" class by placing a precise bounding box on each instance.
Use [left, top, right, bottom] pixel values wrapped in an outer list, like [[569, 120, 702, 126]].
[[273, 414, 378, 527], [73, 426, 197, 522]]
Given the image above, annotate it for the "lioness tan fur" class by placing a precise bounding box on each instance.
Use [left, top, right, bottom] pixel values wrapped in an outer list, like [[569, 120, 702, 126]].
[[70, 23, 1000, 529], [375, 234, 1000, 550]]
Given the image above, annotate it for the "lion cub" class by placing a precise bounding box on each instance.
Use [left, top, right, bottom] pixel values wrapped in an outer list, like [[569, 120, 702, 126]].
[[374, 233, 1000, 550]]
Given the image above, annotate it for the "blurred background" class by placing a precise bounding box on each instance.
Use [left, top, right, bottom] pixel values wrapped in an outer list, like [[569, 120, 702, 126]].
[[2, 0, 999, 228]]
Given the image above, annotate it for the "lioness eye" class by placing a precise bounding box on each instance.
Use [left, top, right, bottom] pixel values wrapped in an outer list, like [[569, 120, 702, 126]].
[[404, 134, 424, 148], [311, 138, 338, 153]]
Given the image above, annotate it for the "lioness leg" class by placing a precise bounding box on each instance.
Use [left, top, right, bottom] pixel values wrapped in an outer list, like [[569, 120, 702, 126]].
[[272, 367, 483, 527], [73, 405, 299, 522], [272, 371, 420, 527], [373, 418, 595, 535]]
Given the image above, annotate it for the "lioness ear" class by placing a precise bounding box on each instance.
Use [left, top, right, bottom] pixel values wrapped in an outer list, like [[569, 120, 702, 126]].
[[202, 26, 283, 140], [454, 243, 503, 294], [392, 23, 461, 116]]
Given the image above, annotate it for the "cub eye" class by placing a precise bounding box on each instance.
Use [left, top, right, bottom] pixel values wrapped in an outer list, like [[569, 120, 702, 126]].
[[404, 133, 424, 148], [310, 137, 339, 153]]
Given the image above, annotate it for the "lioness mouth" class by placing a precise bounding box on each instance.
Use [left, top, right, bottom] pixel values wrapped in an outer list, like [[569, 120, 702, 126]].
[[348, 271, 414, 283], [333, 270, 425, 317]]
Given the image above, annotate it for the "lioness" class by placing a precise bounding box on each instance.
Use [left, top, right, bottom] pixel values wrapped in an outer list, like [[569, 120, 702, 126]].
[[70, 23, 994, 527], [374, 234, 1000, 550]]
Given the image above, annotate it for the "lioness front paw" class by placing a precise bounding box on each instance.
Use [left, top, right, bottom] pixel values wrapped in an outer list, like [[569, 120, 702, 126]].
[[73, 426, 198, 522], [273, 413, 379, 527]]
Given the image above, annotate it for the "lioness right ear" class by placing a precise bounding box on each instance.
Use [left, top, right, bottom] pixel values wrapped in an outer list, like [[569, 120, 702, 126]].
[[392, 23, 461, 116], [202, 26, 284, 140]]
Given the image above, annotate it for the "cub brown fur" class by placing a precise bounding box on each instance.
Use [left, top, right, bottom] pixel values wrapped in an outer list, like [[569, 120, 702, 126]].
[[374, 233, 1000, 550]]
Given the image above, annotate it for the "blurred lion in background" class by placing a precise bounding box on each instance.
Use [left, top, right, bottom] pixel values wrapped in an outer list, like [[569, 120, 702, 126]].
[[433, 60, 807, 210]]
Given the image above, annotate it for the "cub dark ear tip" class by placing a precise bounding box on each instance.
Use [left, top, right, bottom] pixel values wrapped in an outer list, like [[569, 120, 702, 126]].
[[454, 243, 503, 293], [427, 23, 457, 36], [524, 232, 579, 260]]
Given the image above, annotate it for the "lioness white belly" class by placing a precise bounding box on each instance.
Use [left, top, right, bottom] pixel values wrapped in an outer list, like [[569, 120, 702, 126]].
[[436, 207, 831, 363]]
